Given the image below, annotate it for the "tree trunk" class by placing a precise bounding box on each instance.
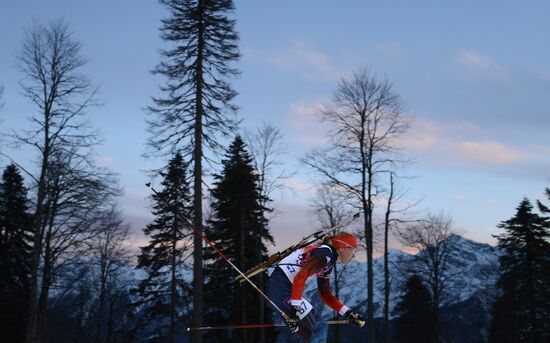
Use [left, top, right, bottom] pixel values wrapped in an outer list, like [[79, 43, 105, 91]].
[[37, 235, 52, 343], [25, 126, 50, 343], [240, 196, 247, 342], [97, 279, 106, 343], [97, 254, 108, 343], [191, 2, 205, 342], [106, 296, 114, 343], [366, 172, 375, 343], [170, 228, 177, 343], [365, 205, 375, 343], [38, 193, 59, 342], [75, 294, 85, 343], [383, 173, 394, 343]]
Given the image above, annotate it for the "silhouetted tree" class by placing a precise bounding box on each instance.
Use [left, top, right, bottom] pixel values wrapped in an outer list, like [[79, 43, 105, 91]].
[[146, 2, 241, 340], [86, 206, 130, 343], [394, 274, 434, 343], [0, 164, 32, 343], [303, 69, 410, 341], [489, 198, 550, 343], [244, 122, 292, 211], [243, 122, 291, 343], [15, 19, 117, 343], [398, 213, 460, 342], [382, 172, 395, 343], [134, 153, 193, 342], [311, 183, 353, 343], [204, 137, 274, 343]]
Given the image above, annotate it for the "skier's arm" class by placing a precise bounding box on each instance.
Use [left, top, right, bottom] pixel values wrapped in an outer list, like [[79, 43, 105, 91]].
[[316, 277, 349, 316], [290, 255, 327, 307]]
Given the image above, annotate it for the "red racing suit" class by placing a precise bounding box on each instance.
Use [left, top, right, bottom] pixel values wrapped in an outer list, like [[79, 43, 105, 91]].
[[277, 244, 350, 316]]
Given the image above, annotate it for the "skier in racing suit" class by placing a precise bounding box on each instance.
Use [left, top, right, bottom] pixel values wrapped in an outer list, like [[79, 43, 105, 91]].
[[266, 232, 365, 342]]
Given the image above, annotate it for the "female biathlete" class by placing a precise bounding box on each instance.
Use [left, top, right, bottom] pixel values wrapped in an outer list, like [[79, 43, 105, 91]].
[[266, 232, 365, 342]]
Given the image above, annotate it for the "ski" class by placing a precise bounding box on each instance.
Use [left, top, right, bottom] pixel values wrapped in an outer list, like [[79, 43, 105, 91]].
[[186, 320, 350, 331], [235, 212, 360, 283]]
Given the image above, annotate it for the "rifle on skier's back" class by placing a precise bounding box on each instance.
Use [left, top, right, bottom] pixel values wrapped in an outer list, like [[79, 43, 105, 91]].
[[235, 212, 360, 283]]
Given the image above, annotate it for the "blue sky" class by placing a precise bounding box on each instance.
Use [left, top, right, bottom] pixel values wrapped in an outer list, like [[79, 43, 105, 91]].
[[1, 1, 548, 255]]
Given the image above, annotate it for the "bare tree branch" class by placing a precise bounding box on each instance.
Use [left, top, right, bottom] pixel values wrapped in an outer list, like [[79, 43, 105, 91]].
[[243, 122, 295, 214], [302, 68, 411, 339], [396, 212, 462, 339], [13, 20, 118, 343]]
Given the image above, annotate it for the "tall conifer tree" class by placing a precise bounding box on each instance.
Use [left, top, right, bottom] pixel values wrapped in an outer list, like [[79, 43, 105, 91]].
[[203, 137, 274, 343], [0, 164, 33, 342], [489, 198, 550, 342], [134, 153, 193, 342], [394, 274, 434, 343], [146, 2, 240, 339]]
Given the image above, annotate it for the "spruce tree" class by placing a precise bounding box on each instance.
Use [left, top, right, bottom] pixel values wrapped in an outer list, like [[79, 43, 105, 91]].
[[146, 2, 240, 339], [489, 198, 550, 343], [203, 137, 274, 343], [134, 153, 193, 342], [394, 274, 434, 343], [0, 164, 33, 342]]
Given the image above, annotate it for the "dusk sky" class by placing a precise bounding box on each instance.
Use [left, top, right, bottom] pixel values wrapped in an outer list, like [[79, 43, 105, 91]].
[[1, 1, 549, 257]]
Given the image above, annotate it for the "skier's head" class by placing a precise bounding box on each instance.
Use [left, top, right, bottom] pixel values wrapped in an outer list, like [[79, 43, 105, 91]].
[[325, 232, 357, 265]]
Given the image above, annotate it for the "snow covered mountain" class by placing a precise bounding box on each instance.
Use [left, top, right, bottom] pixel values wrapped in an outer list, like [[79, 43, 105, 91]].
[[289, 234, 500, 343]]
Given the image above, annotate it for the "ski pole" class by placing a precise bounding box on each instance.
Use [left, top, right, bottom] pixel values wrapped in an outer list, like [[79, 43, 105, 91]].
[[186, 320, 350, 331], [145, 183, 292, 322]]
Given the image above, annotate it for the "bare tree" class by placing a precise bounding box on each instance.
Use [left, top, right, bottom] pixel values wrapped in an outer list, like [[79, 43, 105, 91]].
[[312, 183, 353, 234], [13, 20, 114, 343], [244, 122, 293, 210], [397, 213, 461, 342], [86, 206, 130, 343], [311, 183, 353, 343], [381, 173, 419, 343], [303, 69, 410, 341], [382, 172, 395, 343], [243, 122, 291, 343], [37, 149, 118, 340]]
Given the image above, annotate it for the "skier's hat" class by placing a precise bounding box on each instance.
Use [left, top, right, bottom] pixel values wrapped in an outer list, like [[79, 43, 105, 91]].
[[331, 233, 357, 249]]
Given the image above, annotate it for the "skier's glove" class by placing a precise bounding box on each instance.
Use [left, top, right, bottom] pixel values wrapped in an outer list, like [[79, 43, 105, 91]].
[[285, 306, 301, 333], [344, 309, 365, 328]]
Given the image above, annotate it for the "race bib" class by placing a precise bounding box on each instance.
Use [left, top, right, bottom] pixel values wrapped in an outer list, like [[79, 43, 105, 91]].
[[285, 296, 313, 319]]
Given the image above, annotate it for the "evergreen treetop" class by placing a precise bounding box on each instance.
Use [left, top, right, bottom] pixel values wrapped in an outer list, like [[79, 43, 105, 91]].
[[134, 153, 193, 342], [203, 136, 274, 343], [489, 197, 550, 343], [0, 164, 33, 342]]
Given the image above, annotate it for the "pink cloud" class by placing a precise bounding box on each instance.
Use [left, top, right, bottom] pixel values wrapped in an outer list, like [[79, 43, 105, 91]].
[[456, 140, 524, 164]]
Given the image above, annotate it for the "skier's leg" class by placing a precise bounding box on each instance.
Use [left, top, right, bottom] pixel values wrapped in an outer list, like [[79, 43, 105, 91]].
[[266, 268, 317, 342], [266, 268, 293, 316], [297, 308, 317, 342]]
